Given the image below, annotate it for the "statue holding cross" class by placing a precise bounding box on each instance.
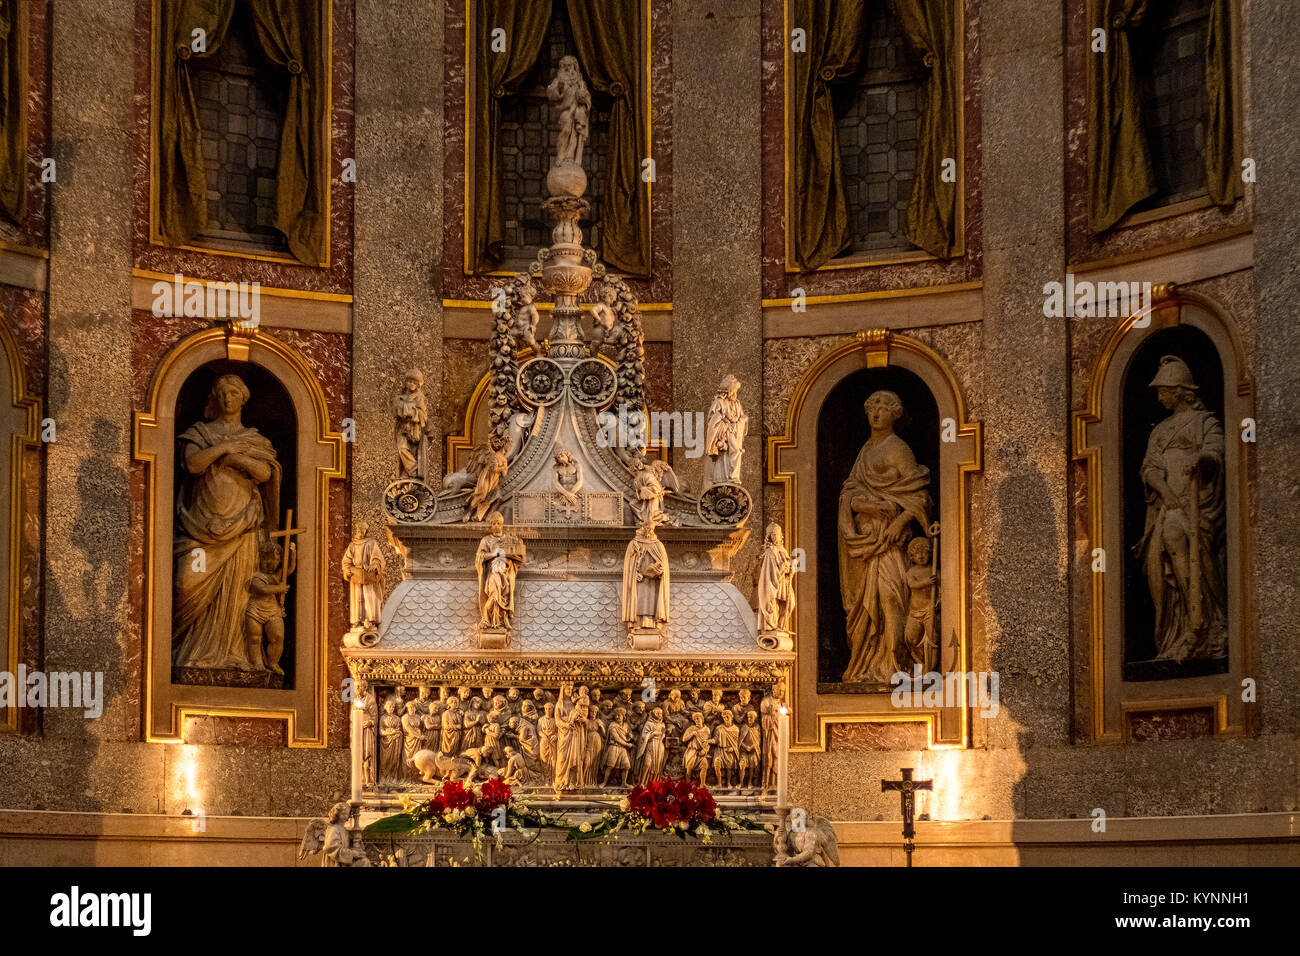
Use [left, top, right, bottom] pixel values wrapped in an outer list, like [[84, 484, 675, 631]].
[[882, 767, 933, 867], [242, 510, 304, 675]]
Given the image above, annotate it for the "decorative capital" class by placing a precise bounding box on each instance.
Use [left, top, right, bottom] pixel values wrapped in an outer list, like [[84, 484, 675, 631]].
[[855, 328, 891, 368]]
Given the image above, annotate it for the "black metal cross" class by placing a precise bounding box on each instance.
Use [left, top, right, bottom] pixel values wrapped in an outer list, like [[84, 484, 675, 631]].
[[882, 767, 932, 867]]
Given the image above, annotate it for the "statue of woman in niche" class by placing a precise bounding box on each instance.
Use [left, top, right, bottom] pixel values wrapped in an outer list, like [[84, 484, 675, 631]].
[[838, 390, 931, 683], [1136, 356, 1227, 662], [173, 374, 281, 671]]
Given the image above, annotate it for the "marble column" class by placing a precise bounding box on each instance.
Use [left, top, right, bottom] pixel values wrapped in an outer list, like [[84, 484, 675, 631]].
[[977, 0, 1072, 747], [44, 0, 135, 746], [671, 0, 765, 595], [352, 0, 446, 592], [1249, 0, 1300, 735]]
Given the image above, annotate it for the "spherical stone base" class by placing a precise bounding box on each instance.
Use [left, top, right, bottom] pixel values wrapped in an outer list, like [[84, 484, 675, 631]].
[[547, 161, 588, 199]]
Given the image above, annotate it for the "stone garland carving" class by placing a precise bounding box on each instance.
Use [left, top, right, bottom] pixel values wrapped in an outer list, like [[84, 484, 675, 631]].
[[838, 390, 936, 683], [488, 275, 535, 439], [350, 657, 790, 689], [393, 368, 429, 480], [342, 522, 385, 646], [1136, 355, 1227, 663], [365, 683, 784, 797], [173, 374, 301, 684]]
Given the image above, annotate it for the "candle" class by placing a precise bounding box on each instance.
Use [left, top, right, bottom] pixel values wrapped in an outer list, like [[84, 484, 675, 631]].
[[777, 705, 790, 809], [350, 699, 363, 803]]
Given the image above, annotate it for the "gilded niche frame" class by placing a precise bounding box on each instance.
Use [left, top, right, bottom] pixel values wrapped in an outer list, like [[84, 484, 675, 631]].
[[1073, 288, 1255, 743], [768, 330, 982, 749], [0, 316, 40, 734], [134, 328, 346, 747]]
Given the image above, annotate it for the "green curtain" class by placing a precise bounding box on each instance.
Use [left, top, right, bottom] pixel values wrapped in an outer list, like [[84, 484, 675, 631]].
[[1204, 0, 1238, 206], [567, 0, 649, 276], [158, 0, 328, 266], [891, 0, 959, 258], [471, 0, 553, 272], [1087, 0, 1154, 233], [789, 0, 868, 270], [0, 0, 28, 223]]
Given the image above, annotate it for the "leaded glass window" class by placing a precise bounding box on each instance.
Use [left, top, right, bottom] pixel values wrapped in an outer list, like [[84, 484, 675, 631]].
[[832, 2, 926, 256], [192, 9, 290, 251], [1133, 0, 1213, 209]]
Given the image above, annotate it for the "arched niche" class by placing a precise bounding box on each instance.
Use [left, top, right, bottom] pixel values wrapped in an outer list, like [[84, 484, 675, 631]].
[[134, 329, 345, 747], [1074, 289, 1254, 743], [768, 331, 982, 748], [0, 316, 39, 734]]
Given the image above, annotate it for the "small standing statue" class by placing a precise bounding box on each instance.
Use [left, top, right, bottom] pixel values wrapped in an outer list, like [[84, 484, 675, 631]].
[[757, 522, 797, 651], [475, 511, 526, 645], [552, 443, 584, 517], [705, 374, 749, 487], [547, 55, 591, 167], [622, 517, 670, 648], [342, 522, 385, 645], [392, 368, 429, 479]]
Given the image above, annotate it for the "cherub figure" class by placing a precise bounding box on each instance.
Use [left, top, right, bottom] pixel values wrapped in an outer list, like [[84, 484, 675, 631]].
[[243, 540, 294, 674], [589, 284, 619, 352], [903, 535, 938, 668], [510, 282, 542, 354]]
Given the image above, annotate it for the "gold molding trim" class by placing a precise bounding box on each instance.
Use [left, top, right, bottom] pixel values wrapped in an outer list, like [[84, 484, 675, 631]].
[[761, 279, 982, 311], [0, 315, 40, 734], [767, 330, 982, 750], [781, 0, 966, 273], [1072, 287, 1256, 743], [147, 0, 334, 268], [133, 327, 346, 748], [462, 0, 654, 278], [131, 269, 354, 304]]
